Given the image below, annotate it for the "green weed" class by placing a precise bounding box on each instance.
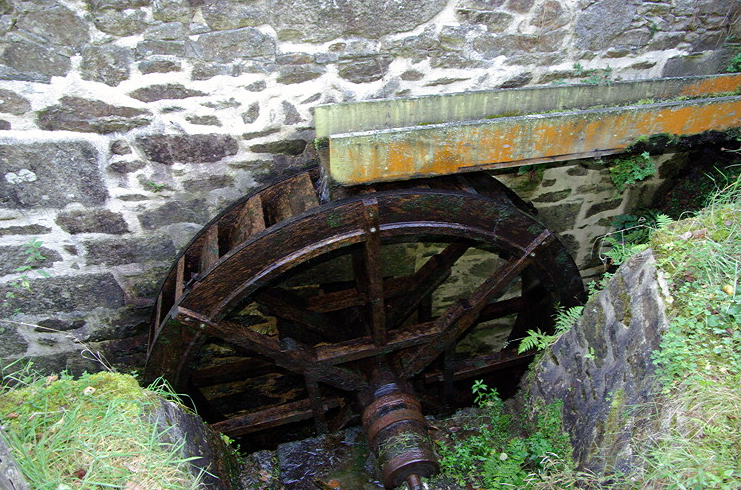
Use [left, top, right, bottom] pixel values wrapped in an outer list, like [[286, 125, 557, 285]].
[[0, 367, 205, 489], [436, 381, 573, 488], [608, 151, 656, 193]]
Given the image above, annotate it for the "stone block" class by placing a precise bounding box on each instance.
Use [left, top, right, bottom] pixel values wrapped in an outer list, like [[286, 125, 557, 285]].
[[584, 199, 623, 219], [84, 236, 175, 266], [136, 134, 239, 164], [128, 84, 207, 102], [456, 9, 514, 31], [193, 28, 276, 62], [80, 45, 132, 87], [138, 200, 210, 230], [0, 327, 28, 358], [56, 209, 129, 235], [0, 273, 126, 315], [241, 102, 260, 124], [202, 1, 267, 30], [138, 60, 182, 74], [15, 5, 89, 50], [144, 21, 187, 40], [575, 0, 637, 51], [136, 40, 186, 57], [338, 55, 393, 83], [91, 8, 148, 36], [37, 97, 152, 134], [249, 139, 307, 156], [662, 51, 730, 77], [277, 64, 325, 85], [535, 202, 582, 233], [186, 115, 221, 126], [0, 140, 108, 209], [152, 0, 192, 22], [0, 37, 71, 81], [0, 245, 61, 276], [108, 160, 146, 174], [270, 0, 448, 42], [0, 89, 30, 115], [0, 225, 52, 236]]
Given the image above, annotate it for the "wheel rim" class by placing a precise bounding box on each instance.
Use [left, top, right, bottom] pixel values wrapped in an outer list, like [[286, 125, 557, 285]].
[[145, 167, 585, 467]]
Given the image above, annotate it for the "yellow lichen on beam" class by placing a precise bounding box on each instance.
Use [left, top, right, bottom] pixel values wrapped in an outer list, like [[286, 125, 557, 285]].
[[328, 96, 741, 185]]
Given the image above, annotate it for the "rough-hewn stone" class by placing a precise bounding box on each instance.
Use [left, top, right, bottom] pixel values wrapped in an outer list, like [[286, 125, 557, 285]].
[[0, 328, 28, 358], [277, 64, 325, 85], [662, 51, 730, 77], [0, 225, 52, 236], [186, 115, 222, 126], [0, 89, 30, 115], [108, 160, 146, 174], [152, 0, 192, 22], [138, 60, 182, 74], [16, 5, 89, 50], [182, 175, 235, 192], [128, 84, 207, 102], [498, 72, 532, 88], [91, 8, 149, 37], [80, 45, 132, 86], [575, 0, 637, 51], [0, 37, 71, 80], [0, 427, 31, 490], [585, 199, 623, 219], [338, 55, 392, 83], [193, 28, 276, 62], [270, 0, 448, 42], [37, 97, 152, 134], [242, 102, 260, 124], [144, 21, 187, 40], [0, 245, 60, 276], [85, 236, 175, 266], [0, 140, 107, 208], [138, 200, 210, 230], [136, 134, 239, 164], [457, 9, 514, 31], [536, 202, 582, 233], [282, 101, 302, 125], [249, 139, 307, 156], [136, 40, 186, 57], [0, 273, 126, 315], [202, 1, 267, 30], [110, 140, 132, 155], [523, 250, 669, 474], [56, 209, 129, 235]]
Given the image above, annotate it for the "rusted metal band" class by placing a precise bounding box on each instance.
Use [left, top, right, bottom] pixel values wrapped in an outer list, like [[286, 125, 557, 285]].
[[366, 409, 428, 446], [362, 392, 422, 428]]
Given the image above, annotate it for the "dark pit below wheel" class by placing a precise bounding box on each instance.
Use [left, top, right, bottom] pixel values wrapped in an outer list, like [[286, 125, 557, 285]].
[[144, 166, 585, 489]]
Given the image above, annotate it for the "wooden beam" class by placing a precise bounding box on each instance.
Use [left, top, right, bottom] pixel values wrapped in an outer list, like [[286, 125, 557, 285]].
[[315, 73, 741, 137], [327, 95, 741, 185]]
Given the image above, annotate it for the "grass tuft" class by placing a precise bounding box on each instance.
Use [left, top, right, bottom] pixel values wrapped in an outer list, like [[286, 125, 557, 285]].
[[0, 366, 204, 490]]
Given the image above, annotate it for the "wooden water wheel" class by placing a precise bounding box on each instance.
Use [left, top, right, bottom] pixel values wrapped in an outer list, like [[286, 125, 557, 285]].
[[144, 166, 585, 488]]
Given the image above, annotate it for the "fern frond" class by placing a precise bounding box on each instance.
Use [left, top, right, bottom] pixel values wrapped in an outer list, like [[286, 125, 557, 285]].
[[518, 329, 546, 354], [553, 305, 584, 333]]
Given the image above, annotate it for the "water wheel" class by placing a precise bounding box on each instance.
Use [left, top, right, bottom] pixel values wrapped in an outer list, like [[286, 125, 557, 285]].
[[144, 166, 585, 489]]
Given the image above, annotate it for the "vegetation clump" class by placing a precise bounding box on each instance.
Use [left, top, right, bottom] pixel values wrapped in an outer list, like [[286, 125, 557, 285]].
[[0, 366, 204, 489], [435, 381, 576, 489]]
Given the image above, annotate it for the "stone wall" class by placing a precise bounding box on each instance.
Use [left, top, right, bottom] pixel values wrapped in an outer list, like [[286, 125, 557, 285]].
[[0, 0, 738, 372]]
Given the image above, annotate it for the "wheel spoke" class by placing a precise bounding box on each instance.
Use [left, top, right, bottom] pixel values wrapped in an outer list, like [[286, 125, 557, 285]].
[[254, 287, 339, 340], [211, 397, 343, 437], [399, 230, 554, 378], [360, 197, 387, 346], [385, 242, 470, 330], [175, 308, 367, 392]]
